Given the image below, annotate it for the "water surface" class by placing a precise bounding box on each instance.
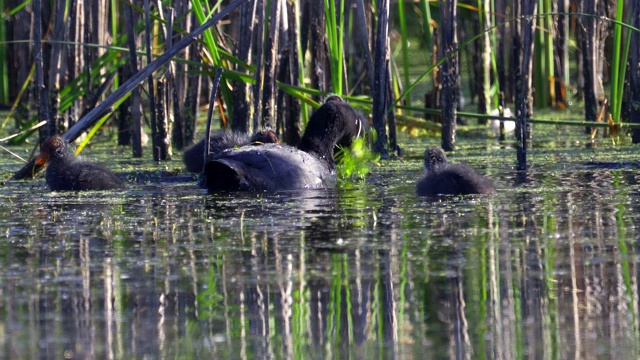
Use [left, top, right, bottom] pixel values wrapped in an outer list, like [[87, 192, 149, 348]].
[[1, 130, 640, 359]]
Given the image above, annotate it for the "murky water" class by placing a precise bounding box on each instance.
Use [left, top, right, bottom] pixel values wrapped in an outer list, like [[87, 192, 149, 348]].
[[1, 129, 640, 359]]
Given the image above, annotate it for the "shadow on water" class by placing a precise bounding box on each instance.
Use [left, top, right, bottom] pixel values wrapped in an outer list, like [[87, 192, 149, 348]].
[[2, 133, 640, 358]]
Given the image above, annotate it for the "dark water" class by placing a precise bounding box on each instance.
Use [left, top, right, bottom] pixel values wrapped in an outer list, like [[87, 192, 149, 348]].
[[2, 131, 640, 359]]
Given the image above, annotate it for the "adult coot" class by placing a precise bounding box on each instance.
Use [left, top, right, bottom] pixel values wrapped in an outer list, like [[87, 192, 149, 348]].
[[35, 136, 125, 191], [183, 130, 279, 173], [416, 147, 495, 196], [204, 97, 363, 192]]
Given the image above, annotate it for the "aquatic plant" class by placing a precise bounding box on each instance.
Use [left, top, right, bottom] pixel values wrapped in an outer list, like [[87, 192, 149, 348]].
[[336, 136, 379, 183]]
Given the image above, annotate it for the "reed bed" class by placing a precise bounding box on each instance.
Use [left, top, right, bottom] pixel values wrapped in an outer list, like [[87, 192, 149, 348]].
[[0, 0, 639, 172]]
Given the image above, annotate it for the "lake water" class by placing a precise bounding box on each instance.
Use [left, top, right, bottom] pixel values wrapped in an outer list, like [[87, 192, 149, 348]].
[[1, 128, 640, 359]]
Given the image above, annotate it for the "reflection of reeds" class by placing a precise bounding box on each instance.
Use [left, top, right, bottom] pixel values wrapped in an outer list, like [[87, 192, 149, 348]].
[[1, 177, 640, 356]]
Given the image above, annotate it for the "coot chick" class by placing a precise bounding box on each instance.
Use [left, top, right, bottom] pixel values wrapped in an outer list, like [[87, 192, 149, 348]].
[[204, 97, 363, 192], [35, 136, 125, 191], [183, 129, 279, 173], [416, 147, 495, 196]]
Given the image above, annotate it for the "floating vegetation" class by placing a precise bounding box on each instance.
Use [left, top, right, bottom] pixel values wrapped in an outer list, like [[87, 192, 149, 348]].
[[336, 136, 379, 183]]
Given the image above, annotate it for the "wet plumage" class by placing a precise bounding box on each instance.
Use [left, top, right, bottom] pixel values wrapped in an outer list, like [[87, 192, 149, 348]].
[[35, 136, 124, 191], [183, 129, 279, 173], [416, 147, 495, 196], [204, 97, 363, 192]]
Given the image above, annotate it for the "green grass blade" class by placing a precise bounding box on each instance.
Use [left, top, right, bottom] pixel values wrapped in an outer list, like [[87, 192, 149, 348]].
[[293, 0, 309, 126], [0, 0, 8, 104], [418, 0, 433, 53], [110, 0, 119, 89], [190, 0, 234, 117], [398, 0, 411, 112], [4, 0, 30, 17], [323, 0, 345, 94], [543, 0, 554, 105], [614, 30, 631, 123], [610, 0, 625, 123], [75, 92, 131, 154]]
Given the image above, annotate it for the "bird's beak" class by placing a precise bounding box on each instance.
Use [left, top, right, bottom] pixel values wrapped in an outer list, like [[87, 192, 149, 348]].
[[355, 118, 363, 138], [35, 153, 49, 166]]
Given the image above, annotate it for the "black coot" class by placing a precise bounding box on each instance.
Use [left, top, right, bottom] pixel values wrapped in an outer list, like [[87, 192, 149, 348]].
[[35, 136, 124, 191], [183, 129, 279, 173], [204, 97, 363, 192], [416, 147, 495, 196]]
